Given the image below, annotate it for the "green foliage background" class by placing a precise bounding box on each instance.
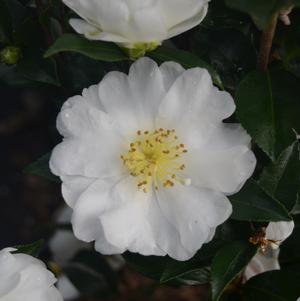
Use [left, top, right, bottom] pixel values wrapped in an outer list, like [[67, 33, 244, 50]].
[[1, 0, 300, 300]]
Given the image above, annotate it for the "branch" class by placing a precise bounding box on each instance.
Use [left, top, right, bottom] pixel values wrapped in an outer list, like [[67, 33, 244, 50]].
[[257, 13, 279, 72]]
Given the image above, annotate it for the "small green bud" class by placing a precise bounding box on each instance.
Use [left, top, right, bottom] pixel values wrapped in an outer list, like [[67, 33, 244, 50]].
[[122, 41, 160, 60], [0, 46, 22, 65]]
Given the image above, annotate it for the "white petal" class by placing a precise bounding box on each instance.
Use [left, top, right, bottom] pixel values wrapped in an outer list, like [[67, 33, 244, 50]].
[[128, 6, 168, 42], [63, 0, 130, 37], [71, 178, 120, 245], [167, 2, 209, 38], [99, 58, 166, 135], [159, 61, 185, 91], [266, 221, 295, 243], [244, 250, 280, 281], [152, 185, 232, 260], [157, 68, 235, 134], [187, 145, 256, 195], [69, 19, 131, 43], [99, 176, 165, 256], [50, 96, 125, 178], [50, 135, 124, 179], [56, 89, 118, 138], [158, 0, 209, 29], [69, 18, 100, 36], [61, 175, 96, 207]]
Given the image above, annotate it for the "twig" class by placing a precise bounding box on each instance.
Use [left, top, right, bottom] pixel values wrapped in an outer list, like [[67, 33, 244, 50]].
[[35, 0, 53, 47], [257, 13, 279, 72]]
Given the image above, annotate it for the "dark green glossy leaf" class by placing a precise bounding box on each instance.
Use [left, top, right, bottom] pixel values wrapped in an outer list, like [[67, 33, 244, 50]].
[[211, 241, 257, 301], [259, 141, 300, 212], [230, 180, 291, 222], [13, 240, 44, 257], [17, 57, 60, 86], [72, 250, 118, 290], [24, 153, 60, 183], [149, 46, 223, 88], [168, 267, 211, 286], [44, 34, 127, 62], [243, 269, 300, 301], [235, 70, 300, 160]]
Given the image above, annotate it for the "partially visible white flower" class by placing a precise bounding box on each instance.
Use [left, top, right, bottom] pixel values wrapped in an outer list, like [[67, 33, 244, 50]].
[[62, 0, 210, 57], [50, 57, 256, 261], [245, 221, 295, 281], [0, 248, 63, 301]]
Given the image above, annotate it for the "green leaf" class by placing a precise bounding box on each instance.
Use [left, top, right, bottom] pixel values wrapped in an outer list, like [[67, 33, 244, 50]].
[[259, 141, 300, 212], [44, 34, 127, 62], [13, 240, 44, 257], [17, 57, 60, 86], [235, 70, 300, 160], [225, 0, 285, 30], [211, 241, 257, 301], [24, 153, 60, 183], [168, 267, 211, 286], [0, 0, 12, 43], [229, 180, 292, 222], [243, 269, 300, 301], [149, 46, 223, 89]]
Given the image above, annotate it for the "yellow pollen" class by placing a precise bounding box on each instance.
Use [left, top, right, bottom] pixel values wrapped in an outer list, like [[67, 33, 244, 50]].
[[121, 128, 190, 192]]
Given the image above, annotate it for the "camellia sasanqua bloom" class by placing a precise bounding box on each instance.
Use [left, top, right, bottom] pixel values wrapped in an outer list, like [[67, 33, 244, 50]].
[[244, 221, 295, 281], [62, 0, 210, 58], [50, 58, 256, 261], [0, 248, 63, 301]]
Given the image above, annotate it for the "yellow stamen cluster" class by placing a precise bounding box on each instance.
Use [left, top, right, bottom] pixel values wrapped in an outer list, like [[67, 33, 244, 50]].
[[121, 128, 190, 192]]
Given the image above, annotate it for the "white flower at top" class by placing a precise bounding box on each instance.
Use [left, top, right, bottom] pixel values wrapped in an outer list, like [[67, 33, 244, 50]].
[[50, 58, 256, 261], [245, 221, 295, 281], [62, 0, 210, 57], [0, 248, 63, 301]]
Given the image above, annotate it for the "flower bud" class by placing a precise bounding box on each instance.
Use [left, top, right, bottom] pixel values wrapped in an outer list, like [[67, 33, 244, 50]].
[[0, 46, 22, 65]]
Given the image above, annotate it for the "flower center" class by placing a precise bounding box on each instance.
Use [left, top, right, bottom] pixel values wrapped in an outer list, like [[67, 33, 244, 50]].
[[121, 128, 190, 192]]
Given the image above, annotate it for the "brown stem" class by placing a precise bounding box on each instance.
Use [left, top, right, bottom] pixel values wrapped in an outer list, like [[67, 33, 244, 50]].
[[35, 0, 53, 47], [257, 13, 279, 72]]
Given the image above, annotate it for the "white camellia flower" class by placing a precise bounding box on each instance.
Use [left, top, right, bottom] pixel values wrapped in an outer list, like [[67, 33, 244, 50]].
[[62, 0, 210, 57], [0, 248, 63, 301], [244, 221, 295, 281], [50, 58, 256, 261]]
